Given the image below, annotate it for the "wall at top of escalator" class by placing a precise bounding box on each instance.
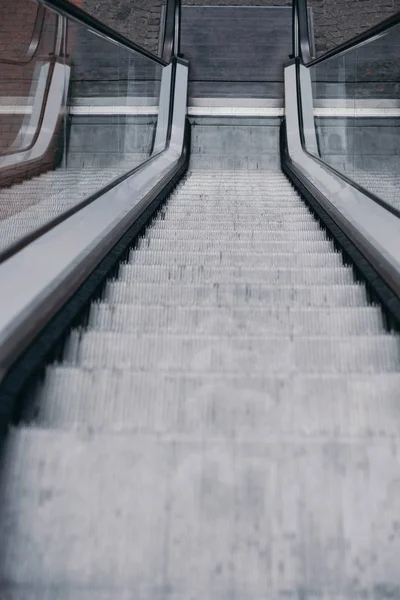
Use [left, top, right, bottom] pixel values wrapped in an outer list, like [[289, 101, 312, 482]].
[[78, 0, 399, 59]]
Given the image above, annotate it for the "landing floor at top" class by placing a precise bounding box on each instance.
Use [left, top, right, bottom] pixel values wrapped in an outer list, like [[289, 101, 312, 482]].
[[181, 6, 292, 99]]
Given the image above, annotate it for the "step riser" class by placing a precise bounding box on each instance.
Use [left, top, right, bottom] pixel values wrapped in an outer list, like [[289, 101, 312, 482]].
[[128, 251, 344, 267], [163, 200, 309, 206], [88, 305, 384, 336], [137, 230, 327, 252], [150, 219, 317, 228], [63, 334, 400, 372], [136, 239, 334, 251], [33, 371, 400, 434], [156, 213, 316, 220], [145, 224, 324, 237], [104, 283, 369, 307], [116, 266, 354, 285]]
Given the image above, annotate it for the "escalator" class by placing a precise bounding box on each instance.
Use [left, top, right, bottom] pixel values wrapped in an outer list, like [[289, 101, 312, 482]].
[[1, 0, 400, 596]]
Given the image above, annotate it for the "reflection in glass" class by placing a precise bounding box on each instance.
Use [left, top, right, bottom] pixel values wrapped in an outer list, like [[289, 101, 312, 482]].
[[0, 0, 164, 253], [306, 23, 400, 212]]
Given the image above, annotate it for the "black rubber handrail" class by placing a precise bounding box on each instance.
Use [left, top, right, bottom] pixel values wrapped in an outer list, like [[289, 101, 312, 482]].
[[161, 0, 182, 62], [291, 0, 311, 63], [38, 0, 168, 66], [294, 0, 400, 65]]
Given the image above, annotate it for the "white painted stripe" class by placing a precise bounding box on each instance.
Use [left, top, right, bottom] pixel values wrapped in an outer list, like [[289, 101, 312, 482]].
[[71, 105, 159, 115], [188, 106, 284, 117], [0, 105, 33, 115], [0, 105, 159, 116], [4, 96, 399, 109], [314, 107, 400, 117], [189, 106, 400, 118], [1, 105, 400, 118]]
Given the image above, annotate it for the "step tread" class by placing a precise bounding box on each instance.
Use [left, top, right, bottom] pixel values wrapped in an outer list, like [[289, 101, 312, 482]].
[[104, 281, 369, 306], [117, 264, 355, 285], [87, 303, 384, 335], [32, 369, 400, 434], [1, 428, 399, 591], [62, 331, 400, 373]]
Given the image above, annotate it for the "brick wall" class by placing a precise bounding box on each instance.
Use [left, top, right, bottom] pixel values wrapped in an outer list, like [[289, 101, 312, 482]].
[[80, 0, 165, 55], [311, 0, 400, 55], [80, 0, 400, 57]]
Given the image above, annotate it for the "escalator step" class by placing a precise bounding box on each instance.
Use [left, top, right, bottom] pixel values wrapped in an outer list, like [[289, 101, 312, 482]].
[[115, 265, 355, 285], [136, 238, 335, 251], [62, 331, 400, 372], [127, 250, 343, 267], [104, 281, 369, 306], [147, 222, 323, 233], [32, 369, 400, 434], [151, 217, 317, 227], [87, 304, 384, 335], [0, 428, 398, 593]]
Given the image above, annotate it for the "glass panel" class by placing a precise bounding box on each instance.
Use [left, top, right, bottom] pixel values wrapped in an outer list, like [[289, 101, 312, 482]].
[[306, 22, 400, 212], [0, 2, 59, 155], [309, 0, 399, 58], [77, 0, 165, 55], [0, 0, 164, 254]]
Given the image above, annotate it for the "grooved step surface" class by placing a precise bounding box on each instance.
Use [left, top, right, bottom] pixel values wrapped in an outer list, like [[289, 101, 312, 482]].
[[137, 233, 333, 249], [128, 250, 344, 267], [62, 331, 400, 372], [0, 158, 138, 252], [87, 305, 385, 335], [1, 429, 400, 597], [32, 370, 400, 435], [104, 281, 369, 306], [2, 168, 400, 597], [147, 222, 324, 234], [116, 264, 355, 284]]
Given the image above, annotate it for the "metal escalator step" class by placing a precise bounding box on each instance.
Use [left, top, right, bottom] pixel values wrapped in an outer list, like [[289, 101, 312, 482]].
[[62, 332, 399, 372], [151, 217, 316, 228], [136, 237, 331, 251], [173, 183, 297, 189], [2, 428, 399, 593], [164, 197, 309, 205], [172, 181, 298, 187], [137, 231, 332, 248], [164, 204, 306, 213], [88, 304, 384, 335], [104, 282, 368, 307], [169, 190, 302, 197], [128, 250, 343, 267], [177, 177, 294, 183], [146, 222, 323, 236], [185, 172, 291, 179], [116, 265, 354, 285], [32, 369, 400, 435], [156, 211, 316, 221]]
